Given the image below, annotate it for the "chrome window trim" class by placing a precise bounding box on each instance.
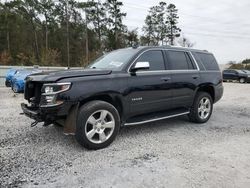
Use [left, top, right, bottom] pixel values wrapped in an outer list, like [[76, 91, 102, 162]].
[[127, 48, 200, 74], [188, 51, 200, 71], [134, 70, 199, 75]]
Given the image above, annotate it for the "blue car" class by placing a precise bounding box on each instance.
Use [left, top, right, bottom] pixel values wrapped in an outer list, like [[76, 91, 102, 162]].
[[11, 69, 42, 93], [5, 68, 18, 87]]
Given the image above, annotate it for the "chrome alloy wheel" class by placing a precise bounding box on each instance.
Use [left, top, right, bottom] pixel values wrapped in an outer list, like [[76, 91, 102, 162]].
[[198, 97, 211, 120], [85, 110, 115, 144]]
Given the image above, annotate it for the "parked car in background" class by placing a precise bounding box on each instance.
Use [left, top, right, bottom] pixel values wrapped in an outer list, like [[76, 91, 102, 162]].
[[5, 68, 18, 87], [12, 69, 42, 93], [222, 69, 250, 83], [242, 69, 250, 76]]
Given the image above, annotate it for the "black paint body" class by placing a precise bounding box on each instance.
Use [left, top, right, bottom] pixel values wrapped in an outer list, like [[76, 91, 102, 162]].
[[22, 46, 224, 124]]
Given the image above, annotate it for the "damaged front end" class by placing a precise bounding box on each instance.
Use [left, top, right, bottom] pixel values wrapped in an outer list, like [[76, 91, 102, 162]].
[[21, 79, 78, 134]]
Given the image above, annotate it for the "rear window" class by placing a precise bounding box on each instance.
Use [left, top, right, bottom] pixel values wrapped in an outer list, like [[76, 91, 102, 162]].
[[193, 52, 219, 71]]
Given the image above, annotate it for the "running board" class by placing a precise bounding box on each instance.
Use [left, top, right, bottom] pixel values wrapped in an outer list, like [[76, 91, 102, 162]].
[[124, 111, 190, 126]]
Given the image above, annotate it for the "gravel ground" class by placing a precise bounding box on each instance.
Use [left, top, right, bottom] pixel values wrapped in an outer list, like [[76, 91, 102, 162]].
[[0, 83, 250, 188]]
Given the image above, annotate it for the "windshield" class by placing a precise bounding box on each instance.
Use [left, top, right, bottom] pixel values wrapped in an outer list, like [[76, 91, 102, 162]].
[[237, 70, 247, 74], [242, 70, 250, 74], [88, 49, 138, 70]]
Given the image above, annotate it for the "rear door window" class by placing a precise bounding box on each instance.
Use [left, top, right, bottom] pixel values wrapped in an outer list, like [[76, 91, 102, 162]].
[[167, 51, 195, 70], [193, 52, 219, 71]]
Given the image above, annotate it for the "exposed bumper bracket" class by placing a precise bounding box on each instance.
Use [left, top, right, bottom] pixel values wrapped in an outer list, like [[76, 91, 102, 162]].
[[31, 121, 39, 127]]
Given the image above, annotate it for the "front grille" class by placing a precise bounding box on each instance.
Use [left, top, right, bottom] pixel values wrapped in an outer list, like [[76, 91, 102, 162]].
[[24, 81, 43, 106]]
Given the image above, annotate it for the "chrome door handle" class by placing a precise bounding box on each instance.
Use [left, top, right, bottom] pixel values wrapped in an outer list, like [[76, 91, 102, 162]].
[[192, 75, 199, 79], [161, 77, 171, 81]]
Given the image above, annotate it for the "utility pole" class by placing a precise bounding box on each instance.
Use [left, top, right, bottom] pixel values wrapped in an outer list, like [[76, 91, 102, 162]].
[[66, 0, 70, 68], [4, 0, 10, 52]]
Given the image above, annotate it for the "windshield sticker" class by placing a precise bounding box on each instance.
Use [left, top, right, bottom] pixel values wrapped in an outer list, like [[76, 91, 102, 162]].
[[109, 61, 123, 67]]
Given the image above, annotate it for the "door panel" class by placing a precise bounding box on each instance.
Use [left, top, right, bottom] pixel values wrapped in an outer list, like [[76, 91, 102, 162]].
[[127, 50, 172, 117], [127, 72, 172, 116], [170, 71, 199, 108], [165, 50, 199, 108]]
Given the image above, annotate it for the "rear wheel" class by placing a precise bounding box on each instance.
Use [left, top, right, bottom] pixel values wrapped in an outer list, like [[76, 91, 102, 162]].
[[75, 100, 120, 150], [189, 92, 213, 123], [239, 78, 245, 83]]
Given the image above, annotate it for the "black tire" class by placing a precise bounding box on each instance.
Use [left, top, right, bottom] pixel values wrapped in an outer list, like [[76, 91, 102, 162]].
[[189, 92, 213, 123], [239, 77, 246, 83], [11, 84, 18, 93], [5, 80, 11, 87], [75, 100, 120, 150]]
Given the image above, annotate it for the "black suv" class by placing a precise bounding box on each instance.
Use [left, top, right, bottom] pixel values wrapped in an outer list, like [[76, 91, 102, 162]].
[[21, 46, 223, 149], [223, 69, 250, 83]]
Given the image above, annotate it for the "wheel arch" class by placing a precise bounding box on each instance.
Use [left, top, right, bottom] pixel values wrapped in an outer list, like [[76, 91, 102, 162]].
[[79, 93, 124, 121], [195, 84, 215, 102]]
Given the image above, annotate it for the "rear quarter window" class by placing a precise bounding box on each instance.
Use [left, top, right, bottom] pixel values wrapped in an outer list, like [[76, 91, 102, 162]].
[[193, 52, 220, 71]]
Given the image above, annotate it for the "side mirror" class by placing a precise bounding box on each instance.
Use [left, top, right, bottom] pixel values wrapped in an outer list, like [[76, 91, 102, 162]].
[[130, 62, 150, 72]]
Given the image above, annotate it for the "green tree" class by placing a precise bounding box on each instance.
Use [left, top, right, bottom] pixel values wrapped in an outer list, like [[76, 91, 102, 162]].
[[142, 2, 181, 46], [125, 29, 139, 46], [166, 3, 181, 45], [16, 0, 42, 63], [142, 14, 155, 45], [38, 0, 55, 53], [178, 35, 195, 47], [242, 59, 250, 66], [104, 0, 126, 50], [87, 0, 107, 49]]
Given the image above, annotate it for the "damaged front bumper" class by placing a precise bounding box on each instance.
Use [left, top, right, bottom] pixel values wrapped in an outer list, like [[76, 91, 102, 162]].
[[21, 102, 72, 123], [21, 103, 42, 122], [21, 102, 79, 134]]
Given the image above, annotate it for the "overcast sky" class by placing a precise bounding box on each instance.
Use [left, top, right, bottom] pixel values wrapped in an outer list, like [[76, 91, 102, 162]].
[[121, 0, 250, 64]]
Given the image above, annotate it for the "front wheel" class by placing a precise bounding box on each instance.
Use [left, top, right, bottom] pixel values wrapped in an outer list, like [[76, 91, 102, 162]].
[[189, 92, 213, 123], [75, 100, 120, 150], [239, 78, 246, 83], [12, 83, 19, 93]]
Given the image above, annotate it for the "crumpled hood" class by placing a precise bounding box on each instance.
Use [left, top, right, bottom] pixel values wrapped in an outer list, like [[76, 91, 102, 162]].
[[26, 69, 112, 82]]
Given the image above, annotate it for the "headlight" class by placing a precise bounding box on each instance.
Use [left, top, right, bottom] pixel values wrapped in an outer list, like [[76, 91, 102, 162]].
[[42, 82, 71, 95], [41, 82, 71, 107]]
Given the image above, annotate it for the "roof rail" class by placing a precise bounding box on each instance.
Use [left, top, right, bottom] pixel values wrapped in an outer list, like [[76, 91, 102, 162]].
[[161, 45, 172, 47]]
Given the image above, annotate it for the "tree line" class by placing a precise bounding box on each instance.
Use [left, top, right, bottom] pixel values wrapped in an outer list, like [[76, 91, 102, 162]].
[[228, 59, 250, 70], [0, 0, 186, 67]]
